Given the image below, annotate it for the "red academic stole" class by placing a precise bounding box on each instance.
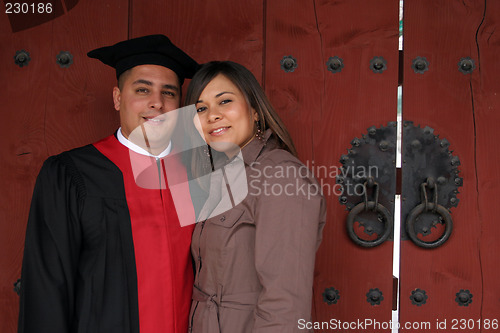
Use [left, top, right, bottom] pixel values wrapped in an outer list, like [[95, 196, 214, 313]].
[[94, 135, 195, 333]]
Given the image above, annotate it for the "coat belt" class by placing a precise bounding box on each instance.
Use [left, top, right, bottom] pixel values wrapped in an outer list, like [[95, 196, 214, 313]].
[[191, 285, 260, 332]]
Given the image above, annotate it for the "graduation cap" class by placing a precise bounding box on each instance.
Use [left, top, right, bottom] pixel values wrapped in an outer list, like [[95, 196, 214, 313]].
[[87, 34, 199, 84]]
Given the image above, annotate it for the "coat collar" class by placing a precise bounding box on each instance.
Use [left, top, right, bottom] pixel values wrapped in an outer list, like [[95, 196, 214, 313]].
[[241, 129, 274, 166], [210, 129, 276, 170]]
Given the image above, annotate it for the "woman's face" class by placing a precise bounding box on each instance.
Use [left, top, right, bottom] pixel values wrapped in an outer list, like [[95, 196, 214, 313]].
[[194, 74, 258, 155]]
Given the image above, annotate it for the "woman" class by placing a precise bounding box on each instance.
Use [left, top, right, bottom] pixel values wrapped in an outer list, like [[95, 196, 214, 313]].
[[185, 61, 326, 332]]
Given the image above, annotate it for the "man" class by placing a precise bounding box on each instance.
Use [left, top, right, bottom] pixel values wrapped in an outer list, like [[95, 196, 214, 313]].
[[18, 35, 199, 333]]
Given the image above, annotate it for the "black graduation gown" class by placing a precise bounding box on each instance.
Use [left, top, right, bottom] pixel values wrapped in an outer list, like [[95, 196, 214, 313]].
[[18, 135, 195, 333]]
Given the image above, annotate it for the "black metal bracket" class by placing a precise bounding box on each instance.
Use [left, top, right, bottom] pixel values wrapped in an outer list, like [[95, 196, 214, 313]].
[[370, 56, 387, 73], [322, 287, 340, 305], [458, 57, 475, 74], [406, 178, 454, 248], [367, 288, 384, 305], [410, 288, 428, 306], [412, 56, 429, 74], [338, 123, 397, 247], [401, 122, 462, 247], [57, 51, 73, 68], [280, 55, 297, 73], [326, 56, 344, 73], [455, 289, 473, 306], [14, 50, 31, 67], [346, 180, 392, 247]]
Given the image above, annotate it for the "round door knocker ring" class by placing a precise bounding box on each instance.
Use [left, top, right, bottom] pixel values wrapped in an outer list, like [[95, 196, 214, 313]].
[[406, 203, 453, 248], [346, 201, 392, 247]]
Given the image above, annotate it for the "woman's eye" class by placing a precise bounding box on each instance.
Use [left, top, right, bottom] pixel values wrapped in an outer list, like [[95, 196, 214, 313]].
[[220, 99, 232, 105], [196, 106, 207, 113]]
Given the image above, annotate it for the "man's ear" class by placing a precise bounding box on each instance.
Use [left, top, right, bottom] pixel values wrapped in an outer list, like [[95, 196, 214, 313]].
[[112, 87, 121, 111]]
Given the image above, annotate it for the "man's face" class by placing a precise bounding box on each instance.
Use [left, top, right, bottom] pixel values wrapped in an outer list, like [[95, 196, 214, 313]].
[[113, 64, 180, 153]]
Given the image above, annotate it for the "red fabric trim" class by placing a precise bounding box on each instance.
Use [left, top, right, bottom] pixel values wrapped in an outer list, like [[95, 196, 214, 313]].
[[94, 135, 194, 333]]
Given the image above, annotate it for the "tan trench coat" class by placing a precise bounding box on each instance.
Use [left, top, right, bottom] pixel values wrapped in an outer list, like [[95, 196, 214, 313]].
[[189, 130, 326, 333]]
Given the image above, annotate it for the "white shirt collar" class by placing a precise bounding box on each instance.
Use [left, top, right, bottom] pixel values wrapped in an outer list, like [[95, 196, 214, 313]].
[[117, 127, 172, 158]]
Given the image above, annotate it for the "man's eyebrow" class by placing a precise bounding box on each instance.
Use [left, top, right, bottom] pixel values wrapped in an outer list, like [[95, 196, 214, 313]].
[[197, 91, 234, 103], [163, 84, 179, 92], [132, 79, 152, 86], [132, 80, 179, 92]]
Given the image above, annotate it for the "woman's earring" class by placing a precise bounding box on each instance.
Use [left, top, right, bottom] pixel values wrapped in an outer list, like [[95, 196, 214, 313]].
[[202, 144, 215, 172], [203, 144, 211, 157], [255, 121, 263, 140]]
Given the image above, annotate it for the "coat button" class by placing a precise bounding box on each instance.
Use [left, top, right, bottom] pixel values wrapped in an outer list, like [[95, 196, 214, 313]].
[[220, 216, 226, 222]]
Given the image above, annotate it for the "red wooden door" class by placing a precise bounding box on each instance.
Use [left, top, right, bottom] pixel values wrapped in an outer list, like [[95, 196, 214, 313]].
[[128, 0, 265, 82], [0, 1, 125, 331], [400, 0, 500, 331], [306, 0, 400, 330], [473, 0, 500, 325], [1, 1, 500, 332]]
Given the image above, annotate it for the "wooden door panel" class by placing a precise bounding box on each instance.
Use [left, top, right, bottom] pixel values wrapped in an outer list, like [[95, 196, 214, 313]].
[[263, 0, 323, 162], [0, 1, 127, 331], [473, 0, 500, 324], [0, 12, 53, 333], [44, 1, 125, 155], [259, 0, 400, 330], [312, 1, 400, 330], [130, 0, 264, 84], [401, 0, 485, 330]]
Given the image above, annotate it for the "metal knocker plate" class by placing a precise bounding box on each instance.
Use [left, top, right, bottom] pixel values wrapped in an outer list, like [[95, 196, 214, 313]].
[[337, 123, 397, 247], [339, 121, 460, 248], [401, 122, 462, 248]]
